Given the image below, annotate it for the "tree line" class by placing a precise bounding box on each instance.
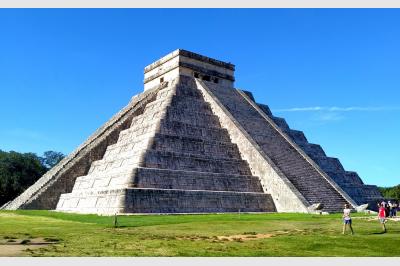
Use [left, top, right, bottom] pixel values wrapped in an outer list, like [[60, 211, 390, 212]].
[[379, 185, 400, 200], [0, 150, 65, 206]]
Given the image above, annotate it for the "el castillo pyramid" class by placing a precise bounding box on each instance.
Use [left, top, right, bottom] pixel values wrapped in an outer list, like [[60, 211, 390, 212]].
[[2, 49, 383, 214]]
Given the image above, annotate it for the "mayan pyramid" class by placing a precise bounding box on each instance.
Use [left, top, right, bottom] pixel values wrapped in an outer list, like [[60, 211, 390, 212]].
[[2, 49, 382, 214]]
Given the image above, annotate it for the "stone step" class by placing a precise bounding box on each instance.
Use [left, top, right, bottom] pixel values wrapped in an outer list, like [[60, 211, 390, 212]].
[[106, 132, 154, 158], [129, 106, 221, 130], [169, 100, 213, 115], [299, 143, 327, 158], [129, 107, 166, 127], [89, 143, 251, 177], [155, 86, 175, 100], [58, 188, 276, 214], [124, 188, 276, 213], [257, 103, 272, 116], [133, 167, 263, 192], [72, 163, 263, 197], [72, 169, 135, 192], [136, 94, 213, 127], [102, 138, 241, 168], [146, 95, 213, 114], [158, 119, 231, 143], [345, 171, 364, 185], [115, 124, 235, 156], [153, 83, 204, 102], [272, 116, 290, 132], [163, 108, 221, 128], [104, 129, 241, 165], [288, 130, 309, 145], [150, 133, 242, 159], [143, 150, 252, 175], [174, 84, 204, 98], [143, 90, 174, 112], [87, 154, 143, 175], [118, 118, 231, 145], [340, 184, 383, 205], [118, 120, 159, 142], [324, 171, 362, 187], [341, 182, 382, 210], [311, 156, 345, 173]]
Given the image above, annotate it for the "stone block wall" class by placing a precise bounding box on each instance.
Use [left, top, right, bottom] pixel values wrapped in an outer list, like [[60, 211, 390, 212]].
[[56, 76, 276, 215]]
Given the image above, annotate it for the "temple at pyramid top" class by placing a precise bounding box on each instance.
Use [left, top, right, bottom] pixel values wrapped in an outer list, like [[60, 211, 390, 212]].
[[144, 49, 235, 90]]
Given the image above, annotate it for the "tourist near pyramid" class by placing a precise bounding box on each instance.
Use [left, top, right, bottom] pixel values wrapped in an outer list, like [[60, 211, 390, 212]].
[[2, 49, 382, 214]]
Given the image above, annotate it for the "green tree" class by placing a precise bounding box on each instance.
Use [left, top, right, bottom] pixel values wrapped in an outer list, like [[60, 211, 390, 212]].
[[379, 185, 400, 200], [40, 150, 65, 169], [0, 150, 47, 206]]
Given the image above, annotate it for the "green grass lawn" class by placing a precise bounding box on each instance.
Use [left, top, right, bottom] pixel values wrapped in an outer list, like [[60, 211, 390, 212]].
[[0, 210, 399, 257]]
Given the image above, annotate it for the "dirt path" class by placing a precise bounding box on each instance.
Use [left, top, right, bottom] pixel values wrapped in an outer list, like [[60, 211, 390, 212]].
[[0, 244, 44, 256], [0, 237, 58, 257], [216, 233, 274, 241]]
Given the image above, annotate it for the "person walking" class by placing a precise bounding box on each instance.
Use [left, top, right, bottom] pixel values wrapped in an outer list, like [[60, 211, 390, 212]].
[[378, 203, 387, 233], [384, 201, 389, 217], [342, 204, 354, 235], [388, 201, 393, 218], [392, 201, 397, 218]]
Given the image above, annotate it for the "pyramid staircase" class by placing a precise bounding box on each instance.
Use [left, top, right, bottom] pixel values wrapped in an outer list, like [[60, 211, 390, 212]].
[[202, 82, 354, 213], [56, 77, 276, 214], [255, 103, 383, 206]]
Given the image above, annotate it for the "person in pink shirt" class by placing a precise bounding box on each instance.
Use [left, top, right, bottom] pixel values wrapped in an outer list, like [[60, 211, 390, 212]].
[[378, 203, 387, 233]]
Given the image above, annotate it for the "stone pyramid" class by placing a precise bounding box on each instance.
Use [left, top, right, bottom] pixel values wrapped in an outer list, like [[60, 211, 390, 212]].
[[2, 49, 382, 214]]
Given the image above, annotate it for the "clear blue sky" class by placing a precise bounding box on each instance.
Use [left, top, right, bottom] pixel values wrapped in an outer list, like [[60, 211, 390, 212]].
[[0, 9, 399, 187]]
